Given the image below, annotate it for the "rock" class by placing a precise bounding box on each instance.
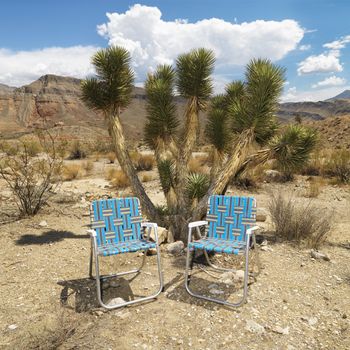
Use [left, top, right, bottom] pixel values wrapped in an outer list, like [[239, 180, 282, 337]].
[[166, 241, 184, 255], [167, 229, 175, 243], [273, 326, 289, 335], [93, 310, 104, 316], [146, 248, 157, 256], [38, 220, 48, 227], [264, 169, 282, 182], [310, 249, 330, 261], [246, 320, 265, 334], [8, 324, 17, 330], [308, 317, 318, 326], [209, 288, 224, 295], [107, 297, 126, 306], [256, 208, 268, 222], [233, 270, 245, 281], [114, 310, 131, 319], [149, 226, 168, 245]]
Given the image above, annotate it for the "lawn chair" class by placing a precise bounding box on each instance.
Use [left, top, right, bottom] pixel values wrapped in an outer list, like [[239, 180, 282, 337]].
[[185, 195, 259, 307], [88, 197, 163, 309]]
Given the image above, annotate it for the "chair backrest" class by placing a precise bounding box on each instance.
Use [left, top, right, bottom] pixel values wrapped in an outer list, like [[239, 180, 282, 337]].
[[206, 195, 256, 242], [90, 197, 143, 247]]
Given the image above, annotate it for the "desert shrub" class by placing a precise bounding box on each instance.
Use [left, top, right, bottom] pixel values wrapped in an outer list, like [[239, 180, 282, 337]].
[[305, 177, 325, 198], [141, 173, 154, 182], [63, 164, 81, 181], [82, 160, 94, 175], [324, 149, 350, 183], [188, 155, 208, 174], [57, 140, 69, 158], [268, 192, 331, 248], [110, 170, 129, 188], [89, 138, 114, 154], [130, 151, 155, 171], [0, 132, 62, 216], [106, 151, 116, 164], [68, 141, 87, 160], [21, 138, 42, 157]]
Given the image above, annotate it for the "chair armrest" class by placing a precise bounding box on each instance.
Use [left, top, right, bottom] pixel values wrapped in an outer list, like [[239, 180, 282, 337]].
[[247, 226, 260, 236], [86, 229, 97, 239], [188, 221, 208, 228], [141, 222, 158, 242]]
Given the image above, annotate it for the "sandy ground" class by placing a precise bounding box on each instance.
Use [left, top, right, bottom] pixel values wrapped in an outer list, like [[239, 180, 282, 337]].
[[0, 157, 349, 349]]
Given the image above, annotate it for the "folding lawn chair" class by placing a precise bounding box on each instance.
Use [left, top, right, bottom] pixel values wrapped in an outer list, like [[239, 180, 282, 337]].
[[88, 197, 163, 309], [185, 195, 259, 307]]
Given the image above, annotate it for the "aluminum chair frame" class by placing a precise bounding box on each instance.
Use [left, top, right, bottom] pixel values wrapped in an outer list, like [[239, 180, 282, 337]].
[[88, 200, 163, 310], [184, 196, 259, 307]]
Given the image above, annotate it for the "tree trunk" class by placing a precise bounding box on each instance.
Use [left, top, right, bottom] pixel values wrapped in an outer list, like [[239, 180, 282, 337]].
[[108, 112, 159, 221], [191, 129, 254, 221]]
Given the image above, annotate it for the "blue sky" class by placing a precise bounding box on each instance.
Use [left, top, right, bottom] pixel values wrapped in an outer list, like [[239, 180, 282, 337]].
[[1, 0, 350, 101]]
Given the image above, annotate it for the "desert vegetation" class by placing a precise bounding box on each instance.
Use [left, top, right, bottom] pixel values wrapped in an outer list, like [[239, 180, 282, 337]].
[[81, 46, 317, 240]]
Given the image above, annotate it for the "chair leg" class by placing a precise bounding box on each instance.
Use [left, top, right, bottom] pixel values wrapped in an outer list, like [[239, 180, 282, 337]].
[[93, 246, 163, 310], [185, 246, 250, 307], [89, 241, 94, 279]]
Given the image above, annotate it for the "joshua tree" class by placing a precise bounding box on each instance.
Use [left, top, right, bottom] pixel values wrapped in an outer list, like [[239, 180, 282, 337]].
[[82, 47, 317, 240]]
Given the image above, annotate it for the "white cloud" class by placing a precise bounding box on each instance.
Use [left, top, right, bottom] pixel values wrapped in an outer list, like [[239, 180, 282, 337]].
[[323, 35, 350, 50], [297, 50, 342, 75], [0, 46, 98, 86], [282, 85, 350, 102], [97, 4, 304, 80], [299, 44, 311, 51], [312, 75, 346, 88]]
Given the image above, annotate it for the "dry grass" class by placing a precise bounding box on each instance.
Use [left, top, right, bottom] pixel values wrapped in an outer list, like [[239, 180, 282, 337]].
[[63, 164, 81, 181], [106, 152, 117, 164], [141, 173, 154, 182], [324, 148, 350, 184], [12, 308, 81, 350], [111, 170, 129, 189], [82, 160, 94, 175], [268, 192, 332, 248], [68, 141, 87, 160], [188, 154, 209, 174], [130, 151, 155, 171], [305, 177, 325, 198]]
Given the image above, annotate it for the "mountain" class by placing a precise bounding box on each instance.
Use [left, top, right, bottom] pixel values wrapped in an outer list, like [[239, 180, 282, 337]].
[[326, 89, 350, 101], [0, 75, 349, 149]]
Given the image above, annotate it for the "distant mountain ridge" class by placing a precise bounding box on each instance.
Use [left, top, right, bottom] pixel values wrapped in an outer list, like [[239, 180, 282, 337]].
[[0, 75, 350, 142]]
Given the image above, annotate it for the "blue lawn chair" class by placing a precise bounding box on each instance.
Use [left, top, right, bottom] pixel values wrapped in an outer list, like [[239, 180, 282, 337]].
[[88, 197, 163, 309], [185, 195, 259, 307]]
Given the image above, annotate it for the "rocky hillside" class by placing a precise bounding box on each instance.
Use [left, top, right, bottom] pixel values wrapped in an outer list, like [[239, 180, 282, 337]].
[[1, 75, 350, 146]]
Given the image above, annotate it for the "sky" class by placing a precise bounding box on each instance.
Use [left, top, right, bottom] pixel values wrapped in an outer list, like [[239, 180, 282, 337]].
[[0, 0, 350, 102]]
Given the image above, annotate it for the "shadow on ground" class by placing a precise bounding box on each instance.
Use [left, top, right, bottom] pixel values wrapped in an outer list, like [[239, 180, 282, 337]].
[[16, 230, 89, 245]]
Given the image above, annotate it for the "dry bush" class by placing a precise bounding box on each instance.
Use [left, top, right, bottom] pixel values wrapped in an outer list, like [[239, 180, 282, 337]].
[[0, 132, 62, 216], [110, 169, 129, 188], [188, 155, 207, 174], [141, 173, 154, 182], [106, 151, 117, 164], [82, 160, 94, 175], [324, 149, 350, 184], [268, 192, 332, 248], [63, 164, 81, 181], [305, 177, 325, 198], [13, 309, 80, 350], [130, 151, 155, 171], [20, 138, 43, 157], [68, 141, 87, 160], [88, 138, 114, 154]]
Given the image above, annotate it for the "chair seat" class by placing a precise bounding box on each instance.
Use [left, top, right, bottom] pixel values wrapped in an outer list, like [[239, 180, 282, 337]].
[[97, 239, 156, 256], [188, 238, 246, 255]]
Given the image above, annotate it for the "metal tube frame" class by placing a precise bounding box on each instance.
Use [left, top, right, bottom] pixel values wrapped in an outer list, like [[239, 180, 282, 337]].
[[88, 223, 164, 310], [185, 222, 259, 307]]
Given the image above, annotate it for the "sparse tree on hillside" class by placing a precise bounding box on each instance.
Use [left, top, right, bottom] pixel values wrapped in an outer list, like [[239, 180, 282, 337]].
[[81, 47, 317, 241]]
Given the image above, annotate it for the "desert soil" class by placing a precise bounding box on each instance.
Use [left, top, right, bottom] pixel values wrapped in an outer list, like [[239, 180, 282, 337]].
[[0, 157, 349, 350]]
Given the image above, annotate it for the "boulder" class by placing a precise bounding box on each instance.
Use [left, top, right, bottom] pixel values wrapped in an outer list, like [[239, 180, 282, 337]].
[[149, 226, 168, 245], [166, 241, 184, 255]]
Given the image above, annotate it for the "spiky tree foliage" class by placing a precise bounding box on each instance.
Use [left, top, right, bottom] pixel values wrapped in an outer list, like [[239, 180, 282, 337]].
[[270, 125, 318, 173], [81, 46, 158, 220], [82, 47, 317, 241]]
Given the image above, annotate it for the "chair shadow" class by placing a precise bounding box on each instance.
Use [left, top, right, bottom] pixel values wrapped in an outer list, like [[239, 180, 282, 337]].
[[16, 230, 89, 245], [165, 271, 243, 311], [58, 276, 137, 313]]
